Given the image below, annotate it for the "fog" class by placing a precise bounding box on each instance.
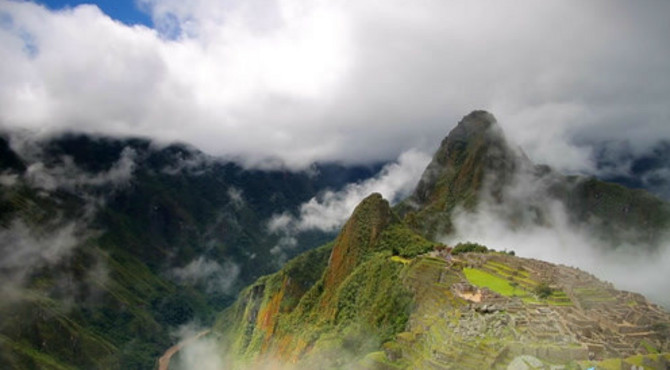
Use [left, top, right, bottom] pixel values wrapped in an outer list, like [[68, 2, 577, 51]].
[[170, 257, 240, 295], [443, 169, 670, 308], [267, 149, 430, 259]]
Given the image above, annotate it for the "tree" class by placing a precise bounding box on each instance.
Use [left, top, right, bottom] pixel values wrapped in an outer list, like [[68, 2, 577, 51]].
[[534, 282, 552, 299]]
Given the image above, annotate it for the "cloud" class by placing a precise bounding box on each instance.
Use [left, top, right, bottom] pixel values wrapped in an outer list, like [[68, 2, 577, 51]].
[[0, 172, 18, 186], [227, 187, 245, 209], [0, 1, 668, 171], [0, 220, 82, 302], [442, 166, 670, 308], [170, 256, 240, 294], [23, 147, 137, 191], [268, 149, 430, 234], [264, 149, 429, 263]]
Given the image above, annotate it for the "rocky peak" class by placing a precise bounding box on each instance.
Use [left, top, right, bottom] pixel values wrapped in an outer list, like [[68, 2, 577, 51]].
[[319, 193, 398, 310], [410, 110, 522, 206], [446, 110, 499, 143], [396, 110, 533, 238]]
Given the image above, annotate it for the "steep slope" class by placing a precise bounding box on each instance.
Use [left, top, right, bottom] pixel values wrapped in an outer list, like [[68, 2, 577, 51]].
[[0, 133, 382, 369], [397, 111, 670, 247], [396, 110, 526, 237], [214, 193, 434, 368], [214, 194, 670, 369]]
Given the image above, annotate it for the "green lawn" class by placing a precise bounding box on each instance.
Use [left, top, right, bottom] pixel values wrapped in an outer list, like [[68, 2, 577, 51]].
[[463, 268, 519, 297], [463, 268, 571, 306]]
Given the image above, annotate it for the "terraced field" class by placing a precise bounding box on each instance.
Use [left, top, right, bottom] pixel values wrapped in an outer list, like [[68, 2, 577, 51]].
[[366, 253, 670, 369]]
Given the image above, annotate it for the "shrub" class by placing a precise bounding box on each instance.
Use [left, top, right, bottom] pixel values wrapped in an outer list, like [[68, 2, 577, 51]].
[[451, 242, 488, 255], [534, 282, 553, 299]]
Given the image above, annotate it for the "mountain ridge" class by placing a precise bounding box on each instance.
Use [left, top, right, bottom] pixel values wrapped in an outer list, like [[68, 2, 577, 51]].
[[211, 110, 670, 369], [0, 133, 385, 369]]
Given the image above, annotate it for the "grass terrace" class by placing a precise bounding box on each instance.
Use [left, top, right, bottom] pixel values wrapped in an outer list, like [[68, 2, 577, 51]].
[[464, 265, 573, 306]]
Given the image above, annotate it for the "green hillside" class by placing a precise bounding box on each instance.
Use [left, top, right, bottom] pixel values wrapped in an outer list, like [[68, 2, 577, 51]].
[[214, 194, 670, 369], [0, 134, 381, 369]]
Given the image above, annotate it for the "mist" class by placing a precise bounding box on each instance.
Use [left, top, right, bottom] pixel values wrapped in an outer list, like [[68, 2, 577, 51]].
[[443, 170, 670, 308], [269, 149, 430, 232], [0, 220, 95, 306], [170, 257, 240, 295], [266, 149, 430, 260]]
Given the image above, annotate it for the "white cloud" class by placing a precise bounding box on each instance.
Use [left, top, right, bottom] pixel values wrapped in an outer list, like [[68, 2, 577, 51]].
[[0, 1, 668, 171], [443, 169, 670, 308], [0, 221, 83, 302], [227, 187, 244, 209], [268, 149, 431, 235], [171, 256, 240, 294], [23, 147, 136, 191]]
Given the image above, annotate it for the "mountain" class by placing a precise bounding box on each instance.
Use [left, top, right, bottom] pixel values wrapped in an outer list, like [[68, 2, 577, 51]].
[[213, 194, 670, 369], [211, 111, 670, 369], [0, 133, 383, 369], [213, 193, 434, 368], [3, 110, 670, 369], [397, 111, 670, 248]]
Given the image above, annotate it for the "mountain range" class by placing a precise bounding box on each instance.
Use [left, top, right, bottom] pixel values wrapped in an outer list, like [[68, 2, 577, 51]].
[[0, 133, 381, 369], [1, 111, 669, 369]]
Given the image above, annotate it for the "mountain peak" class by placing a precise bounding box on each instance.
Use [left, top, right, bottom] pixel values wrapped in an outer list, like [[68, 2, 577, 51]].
[[399, 111, 523, 238], [321, 193, 396, 297], [450, 110, 498, 139]]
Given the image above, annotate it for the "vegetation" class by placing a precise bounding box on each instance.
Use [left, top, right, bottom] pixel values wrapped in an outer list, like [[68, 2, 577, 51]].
[[464, 268, 519, 297], [215, 194, 418, 368], [0, 134, 381, 369], [534, 282, 553, 299], [452, 242, 489, 255]]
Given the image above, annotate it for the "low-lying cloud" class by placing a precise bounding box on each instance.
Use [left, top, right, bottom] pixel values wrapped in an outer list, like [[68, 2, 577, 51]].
[[443, 168, 670, 308], [170, 256, 240, 295], [24, 147, 136, 191], [0, 220, 84, 303], [266, 149, 430, 259], [269, 149, 430, 234]]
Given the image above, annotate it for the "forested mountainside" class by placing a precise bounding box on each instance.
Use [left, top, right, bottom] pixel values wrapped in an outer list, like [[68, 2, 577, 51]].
[[0, 133, 381, 369], [2, 111, 669, 369]]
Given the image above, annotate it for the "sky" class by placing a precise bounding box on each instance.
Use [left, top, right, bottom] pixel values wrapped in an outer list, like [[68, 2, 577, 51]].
[[0, 0, 669, 172], [34, 0, 151, 26]]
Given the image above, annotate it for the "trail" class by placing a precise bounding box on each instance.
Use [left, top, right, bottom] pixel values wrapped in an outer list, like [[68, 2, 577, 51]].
[[157, 329, 211, 370]]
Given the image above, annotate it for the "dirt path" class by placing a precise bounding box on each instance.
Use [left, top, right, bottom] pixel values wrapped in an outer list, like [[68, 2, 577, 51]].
[[157, 330, 211, 370]]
